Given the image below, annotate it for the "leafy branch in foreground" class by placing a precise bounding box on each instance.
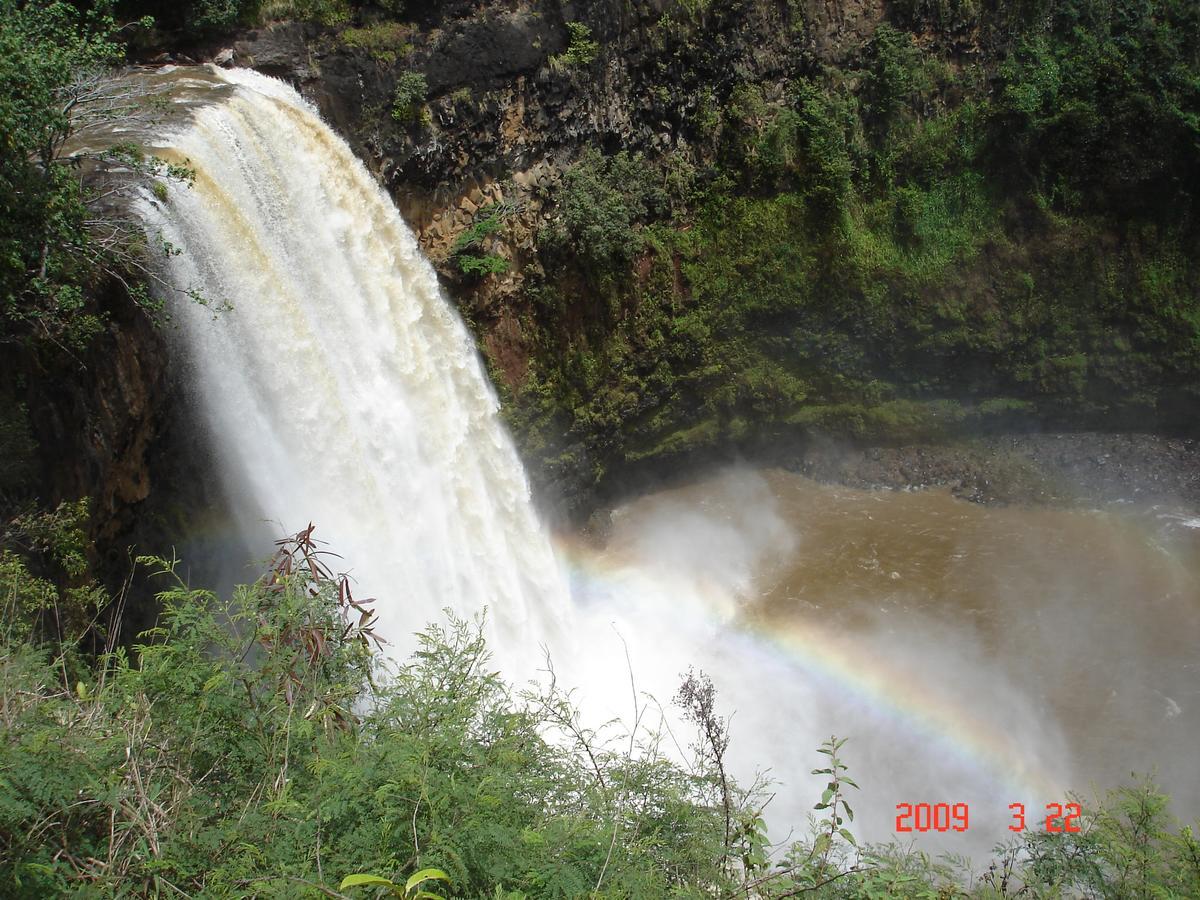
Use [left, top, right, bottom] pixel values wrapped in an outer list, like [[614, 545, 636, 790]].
[[340, 867, 450, 898], [0, 523, 1197, 896], [812, 736, 859, 860]]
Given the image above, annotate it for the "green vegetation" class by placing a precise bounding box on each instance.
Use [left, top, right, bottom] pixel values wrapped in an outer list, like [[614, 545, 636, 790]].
[[507, 0, 1200, 504], [119, 0, 259, 33], [260, 0, 350, 25], [540, 150, 672, 281], [549, 22, 599, 71], [990, 1, 1200, 222], [1, 1, 135, 351], [121, 0, 373, 33], [188, 0, 258, 30], [0, 0, 197, 357], [455, 253, 509, 278], [451, 204, 511, 279], [1, 526, 1197, 896], [0, 499, 106, 653], [339, 21, 413, 63], [340, 867, 450, 898], [392, 70, 429, 124]]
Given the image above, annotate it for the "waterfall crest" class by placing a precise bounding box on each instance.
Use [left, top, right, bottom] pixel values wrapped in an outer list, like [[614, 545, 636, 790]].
[[136, 67, 568, 655]]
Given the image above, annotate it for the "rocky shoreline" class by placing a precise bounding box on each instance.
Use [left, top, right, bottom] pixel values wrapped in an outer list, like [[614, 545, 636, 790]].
[[786, 432, 1200, 509], [576, 431, 1200, 544]]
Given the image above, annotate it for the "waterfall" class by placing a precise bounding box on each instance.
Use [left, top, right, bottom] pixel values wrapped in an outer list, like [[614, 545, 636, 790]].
[[136, 67, 569, 660], [135, 67, 1083, 850]]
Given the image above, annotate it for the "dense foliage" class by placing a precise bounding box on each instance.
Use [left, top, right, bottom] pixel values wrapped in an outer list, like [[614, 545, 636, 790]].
[[503, 0, 1200, 500], [116, 0, 405, 35], [392, 70, 428, 124], [0, 0, 199, 550], [1, 525, 1198, 897], [0, 0, 208, 364], [0, 0, 127, 351]]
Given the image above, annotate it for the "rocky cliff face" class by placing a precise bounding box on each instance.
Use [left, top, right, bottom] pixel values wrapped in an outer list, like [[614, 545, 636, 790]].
[[172, 0, 1198, 519], [211, 0, 895, 512], [237, 7, 875, 271], [7, 269, 233, 621], [235, 0, 884, 307], [5, 277, 171, 581]]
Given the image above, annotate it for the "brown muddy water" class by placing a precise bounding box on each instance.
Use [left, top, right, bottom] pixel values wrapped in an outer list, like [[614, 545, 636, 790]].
[[63, 66, 234, 163], [580, 468, 1200, 852]]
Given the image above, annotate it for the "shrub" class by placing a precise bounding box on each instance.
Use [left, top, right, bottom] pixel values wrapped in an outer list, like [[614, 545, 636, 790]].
[[451, 204, 513, 279], [988, 0, 1200, 221], [456, 253, 508, 277], [543, 149, 667, 277], [257, 0, 349, 25], [391, 70, 428, 123], [779, 81, 854, 216], [188, 0, 254, 31], [0, 527, 738, 895], [860, 24, 934, 141], [549, 21, 599, 71], [1, 522, 1198, 897]]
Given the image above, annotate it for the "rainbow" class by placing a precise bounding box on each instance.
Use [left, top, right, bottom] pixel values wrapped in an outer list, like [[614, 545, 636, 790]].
[[553, 531, 1066, 806], [751, 617, 1064, 799]]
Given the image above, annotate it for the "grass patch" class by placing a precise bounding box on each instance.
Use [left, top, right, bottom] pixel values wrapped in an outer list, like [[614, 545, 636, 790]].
[[339, 22, 413, 63]]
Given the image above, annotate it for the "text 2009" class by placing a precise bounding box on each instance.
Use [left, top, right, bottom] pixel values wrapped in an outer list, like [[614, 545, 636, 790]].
[[894, 802, 1083, 833]]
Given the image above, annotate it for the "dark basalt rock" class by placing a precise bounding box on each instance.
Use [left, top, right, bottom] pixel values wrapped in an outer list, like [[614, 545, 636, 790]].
[[422, 11, 559, 95], [230, 23, 316, 83]]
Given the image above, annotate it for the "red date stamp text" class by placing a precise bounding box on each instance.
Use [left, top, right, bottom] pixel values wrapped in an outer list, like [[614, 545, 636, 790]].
[[894, 802, 1083, 833]]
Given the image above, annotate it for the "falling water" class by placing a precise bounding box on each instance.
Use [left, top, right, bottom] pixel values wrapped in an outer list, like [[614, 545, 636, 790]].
[[135, 68, 569, 666], [133, 68, 1198, 854]]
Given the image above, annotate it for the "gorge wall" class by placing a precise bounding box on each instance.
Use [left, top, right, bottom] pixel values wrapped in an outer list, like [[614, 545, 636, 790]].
[[196, 0, 1199, 520], [46, 0, 1192, 565], [218, 0, 896, 513]]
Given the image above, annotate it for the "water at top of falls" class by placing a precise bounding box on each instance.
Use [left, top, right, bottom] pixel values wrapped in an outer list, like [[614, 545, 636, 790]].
[[135, 66, 571, 667]]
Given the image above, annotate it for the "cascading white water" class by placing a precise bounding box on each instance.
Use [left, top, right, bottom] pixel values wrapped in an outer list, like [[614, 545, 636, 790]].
[[135, 67, 1095, 852], [135, 68, 569, 662]]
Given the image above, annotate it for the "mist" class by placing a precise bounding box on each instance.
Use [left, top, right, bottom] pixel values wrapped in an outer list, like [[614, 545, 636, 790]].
[[144, 67, 1198, 867], [547, 466, 1198, 856]]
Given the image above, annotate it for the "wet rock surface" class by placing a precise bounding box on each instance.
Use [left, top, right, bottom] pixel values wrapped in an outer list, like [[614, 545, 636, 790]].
[[19, 281, 168, 544], [230, 24, 316, 81]]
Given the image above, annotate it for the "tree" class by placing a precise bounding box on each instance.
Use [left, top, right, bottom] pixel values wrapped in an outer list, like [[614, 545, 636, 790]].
[[0, 0, 180, 353], [989, 0, 1200, 221]]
